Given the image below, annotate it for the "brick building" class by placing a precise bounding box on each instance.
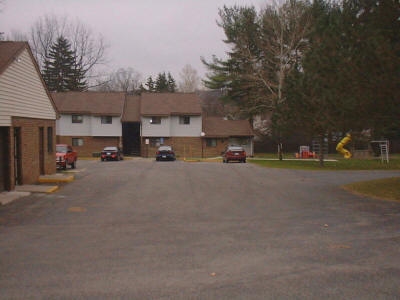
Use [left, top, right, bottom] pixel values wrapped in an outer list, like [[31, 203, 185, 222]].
[[0, 42, 58, 191], [54, 91, 254, 159], [52, 92, 125, 157]]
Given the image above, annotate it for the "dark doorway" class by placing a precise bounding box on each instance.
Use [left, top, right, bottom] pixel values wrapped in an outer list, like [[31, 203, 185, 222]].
[[14, 127, 22, 185], [122, 122, 141, 156], [39, 127, 45, 175], [0, 127, 10, 191]]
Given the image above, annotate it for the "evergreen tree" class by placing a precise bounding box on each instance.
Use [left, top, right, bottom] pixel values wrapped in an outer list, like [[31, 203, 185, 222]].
[[155, 72, 169, 92], [145, 76, 155, 92], [167, 72, 177, 92], [202, 2, 311, 121], [42, 36, 87, 92]]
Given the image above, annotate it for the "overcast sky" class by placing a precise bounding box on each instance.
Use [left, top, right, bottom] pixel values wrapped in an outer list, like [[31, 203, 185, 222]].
[[1, 0, 269, 82]]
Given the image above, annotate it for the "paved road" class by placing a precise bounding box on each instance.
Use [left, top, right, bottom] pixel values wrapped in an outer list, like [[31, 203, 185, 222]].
[[0, 159, 399, 299]]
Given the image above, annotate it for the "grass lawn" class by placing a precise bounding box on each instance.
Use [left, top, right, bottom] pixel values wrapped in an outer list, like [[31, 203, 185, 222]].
[[250, 153, 400, 202], [343, 177, 400, 202], [249, 153, 400, 170]]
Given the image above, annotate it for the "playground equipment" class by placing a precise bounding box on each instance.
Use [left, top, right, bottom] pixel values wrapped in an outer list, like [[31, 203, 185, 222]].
[[336, 133, 352, 159], [295, 145, 317, 159], [370, 140, 389, 163]]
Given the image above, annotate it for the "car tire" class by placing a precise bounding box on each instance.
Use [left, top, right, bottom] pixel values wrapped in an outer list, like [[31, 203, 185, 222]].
[[71, 160, 76, 169]]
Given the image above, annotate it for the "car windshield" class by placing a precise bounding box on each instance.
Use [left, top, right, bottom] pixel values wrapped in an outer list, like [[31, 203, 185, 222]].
[[103, 147, 117, 151], [56, 145, 68, 153], [228, 147, 244, 151], [158, 146, 172, 151]]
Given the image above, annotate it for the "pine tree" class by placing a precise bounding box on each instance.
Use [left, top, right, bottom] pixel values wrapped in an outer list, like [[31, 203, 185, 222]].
[[42, 36, 87, 92], [155, 72, 169, 92], [167, 72, 177, 92], [145, 76, 155, 92]]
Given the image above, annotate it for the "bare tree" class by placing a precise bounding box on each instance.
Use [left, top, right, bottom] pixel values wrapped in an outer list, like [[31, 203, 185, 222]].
[[178, 64, 201, 92], [95, 67, 142, 93], [6, 29, 29, 41], [258, 0, 312, 106], [28, 14, 107, 78]]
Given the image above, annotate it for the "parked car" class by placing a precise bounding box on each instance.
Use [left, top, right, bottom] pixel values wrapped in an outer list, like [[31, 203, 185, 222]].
[[56, 144, 78, 170], [101, 146, 123, 161], [222, 146, 247, 163], [156, 145, 176, 161]]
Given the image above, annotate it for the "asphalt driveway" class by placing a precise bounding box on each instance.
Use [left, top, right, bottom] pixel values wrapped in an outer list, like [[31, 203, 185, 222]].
[[0, 159, 399, 299]]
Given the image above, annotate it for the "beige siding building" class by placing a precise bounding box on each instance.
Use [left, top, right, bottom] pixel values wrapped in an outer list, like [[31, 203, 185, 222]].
[[0, 41, 57, 191]]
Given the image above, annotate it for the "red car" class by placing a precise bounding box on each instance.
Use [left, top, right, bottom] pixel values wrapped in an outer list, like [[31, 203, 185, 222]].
[[56, 144, 78, 170], [222, 146, 247, 163]]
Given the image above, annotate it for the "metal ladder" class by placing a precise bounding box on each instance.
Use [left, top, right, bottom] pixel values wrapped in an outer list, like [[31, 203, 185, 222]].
[[379, 141, 389, 163]]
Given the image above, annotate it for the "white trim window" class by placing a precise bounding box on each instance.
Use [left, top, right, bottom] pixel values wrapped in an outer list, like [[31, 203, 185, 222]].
[[72, 115, 83, 123], [179, 116, 190, 125], [206, 139, 217, 147], [150, 116, 162, 124], [101, 116, 113, 124], [72, 138, 84, 146]]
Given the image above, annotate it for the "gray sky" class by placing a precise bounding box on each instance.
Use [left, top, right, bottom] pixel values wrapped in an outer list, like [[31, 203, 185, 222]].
[[1, 0, 268, 82]]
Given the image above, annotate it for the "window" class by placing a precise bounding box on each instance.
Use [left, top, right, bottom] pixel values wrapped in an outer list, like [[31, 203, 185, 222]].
[[47, 127, 53, 153], [179, 116, 190, 125], [206, 139, 217, 147], [72, 138, 84, 146], [150, 116, 161, 124], [101, 116, 113, 124], [72, 115, 83, 123], [150, 138, 164, 147]]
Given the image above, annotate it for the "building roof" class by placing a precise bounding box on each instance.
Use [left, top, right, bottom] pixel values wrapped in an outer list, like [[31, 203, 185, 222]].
[[52, 91, 126, 116], [203, 117, 254, 138], [140, 93, 202, 116], [0, 41, 27, 75], [121, 95, 141, 122]]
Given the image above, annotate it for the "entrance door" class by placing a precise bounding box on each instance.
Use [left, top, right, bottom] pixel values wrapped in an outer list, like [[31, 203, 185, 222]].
[[0, 127, 9, 191], [122, 122, 141, 156], [14, 128, 22, 185], [39, 127, 45, 175]]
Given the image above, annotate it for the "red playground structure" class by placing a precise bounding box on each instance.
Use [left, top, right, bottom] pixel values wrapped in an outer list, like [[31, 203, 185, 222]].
[[295, 146, 317, 159]]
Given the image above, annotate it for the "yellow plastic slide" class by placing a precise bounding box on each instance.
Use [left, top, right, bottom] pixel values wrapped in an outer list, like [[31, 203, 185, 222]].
[[336, 133, 352, 159]]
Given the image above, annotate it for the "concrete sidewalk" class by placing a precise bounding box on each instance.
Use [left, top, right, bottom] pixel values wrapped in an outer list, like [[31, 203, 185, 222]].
[[0, 173, 74, 205]]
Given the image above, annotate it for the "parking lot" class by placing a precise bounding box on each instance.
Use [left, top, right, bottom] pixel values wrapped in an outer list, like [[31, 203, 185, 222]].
[[1, 158, 400, 299]]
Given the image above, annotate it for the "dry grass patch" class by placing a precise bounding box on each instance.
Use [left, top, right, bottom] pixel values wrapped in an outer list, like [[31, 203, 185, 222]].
[[343, 177, 400, 202]]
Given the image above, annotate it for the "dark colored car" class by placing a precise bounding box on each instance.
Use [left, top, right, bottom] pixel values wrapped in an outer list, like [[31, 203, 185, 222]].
[[222, 146, 247, 163], [56, 144, 78, 170], [156, 146, 176, 161], [101, 146, 123, 161]]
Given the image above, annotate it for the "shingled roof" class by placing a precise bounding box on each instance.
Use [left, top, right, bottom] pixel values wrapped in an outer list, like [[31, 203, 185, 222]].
[[203, 117, 254, 138], [121, 95, 141, 122], [140, 93, 202, 116], [0, 41, 27, 75], [52, 92, 126, 116]]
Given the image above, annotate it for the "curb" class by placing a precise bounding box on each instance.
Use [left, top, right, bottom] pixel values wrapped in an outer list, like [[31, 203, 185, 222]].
[[38, 174, 74, 183]]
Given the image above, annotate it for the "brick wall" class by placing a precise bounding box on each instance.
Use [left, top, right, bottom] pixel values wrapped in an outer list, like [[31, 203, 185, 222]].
[[141, 137, 203, 159], [140, 136, 229, 159], [57, 136, 121, 157], [11, 117, 56, 188], [202, 138, 229, 158]]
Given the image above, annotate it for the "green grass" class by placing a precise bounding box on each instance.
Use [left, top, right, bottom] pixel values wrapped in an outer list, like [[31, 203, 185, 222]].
[[249, 154, 400, 170]]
